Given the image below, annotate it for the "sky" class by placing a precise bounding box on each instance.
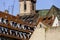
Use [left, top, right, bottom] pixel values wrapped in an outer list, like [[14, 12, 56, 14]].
[[0, 0, 60, 16]]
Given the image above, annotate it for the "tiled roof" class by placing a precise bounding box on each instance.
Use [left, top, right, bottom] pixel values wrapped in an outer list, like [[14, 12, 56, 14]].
[[36, 9, 49, 17], [36, 5, 60, 20], [18, 14, 39, 26], [46, 5, 60, 20], [37, 16, 55, 27], [0, 5, 59, 27]]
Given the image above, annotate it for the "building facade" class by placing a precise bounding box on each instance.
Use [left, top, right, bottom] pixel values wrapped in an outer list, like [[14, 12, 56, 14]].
[[0, 0, 60, 40]]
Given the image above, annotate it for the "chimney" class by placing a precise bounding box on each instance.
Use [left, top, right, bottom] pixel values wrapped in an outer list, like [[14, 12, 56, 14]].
[[4, 10, 9, 13]]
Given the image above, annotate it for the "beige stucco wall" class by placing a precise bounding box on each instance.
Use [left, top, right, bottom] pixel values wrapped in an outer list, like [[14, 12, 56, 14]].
[[29, 22, 60, 40], [19, 1, 31, 16], [29, 28, 45, 40], [52, 17, 59, 27], [29, 22, 46, 40], [46, 27, 60, 40]]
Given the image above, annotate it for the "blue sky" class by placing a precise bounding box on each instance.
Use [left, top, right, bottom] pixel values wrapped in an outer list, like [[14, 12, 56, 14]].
[[0, 0, 60, 15]]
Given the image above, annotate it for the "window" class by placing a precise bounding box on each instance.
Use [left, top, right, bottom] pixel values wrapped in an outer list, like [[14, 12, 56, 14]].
[[25, 26, 28, 30], [11, 30, 16, 36], [19, 32, 23, 38], [1, 27, 5, 34], [21, 25, 24, 29], [28, 27, 30, 30], [1, 18, 4, 23], [23, 33, 26, 39], [9, 30, 12, 35], [32, 4, 34, 10], [0, 27, 2, 33], [0, 18, 8, 24], [27, 33, 31, 38], [0, 27, 8, 35], [24, 0, 26, 11], [24, 25, 27, 30], [0, 18, 2, 23], [40, 24, 42, 28], [4, 28, 8, 35], [29, 27, 34, 31], [0, 38, 1, 40], [24, 4, 26, 11], [22, 25, 27, 30], [9, 21, 17, 28], [13, 22, 17, 27], [9, 21, 13, 26], [3, 19, 8, 24], [1, 27, 4, 31], [15, 31, 18, 36], [17, 24, 22, 29]]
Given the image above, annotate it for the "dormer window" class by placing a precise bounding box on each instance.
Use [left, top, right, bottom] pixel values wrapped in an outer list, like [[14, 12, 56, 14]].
[[9, 21, 13, 26], [15, 31, 18, 36], [1, 27, 4, 31], [13, 22, 17, 27], [24, 25, 27, 30], [3, 19, 8, 24], [1, 18, 4, 23], [0, 27, 2, 33], [22, 25, 24, 29], [0, 18, 2, 23], [10, 30, 12, 35], [0, 18, 8, 24], [22, 25, 27, 30], [9, 21, 17, 28], [28, 27, 30, 30], [23, 33, 26, 39], [19, 32, 23, 38], [30, 27, 34, 32], [27, 33, 31, 38], [1, 27, 5, 34], [40, 24, 42, 28], [4, 28, 8, 34], [17, 24, 22, 29], [11, 30, 16, 36]]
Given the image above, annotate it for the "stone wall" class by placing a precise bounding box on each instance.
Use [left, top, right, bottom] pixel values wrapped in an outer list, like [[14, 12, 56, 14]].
[[19, 1, 31, 16], [46, 27, 60, 40]]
